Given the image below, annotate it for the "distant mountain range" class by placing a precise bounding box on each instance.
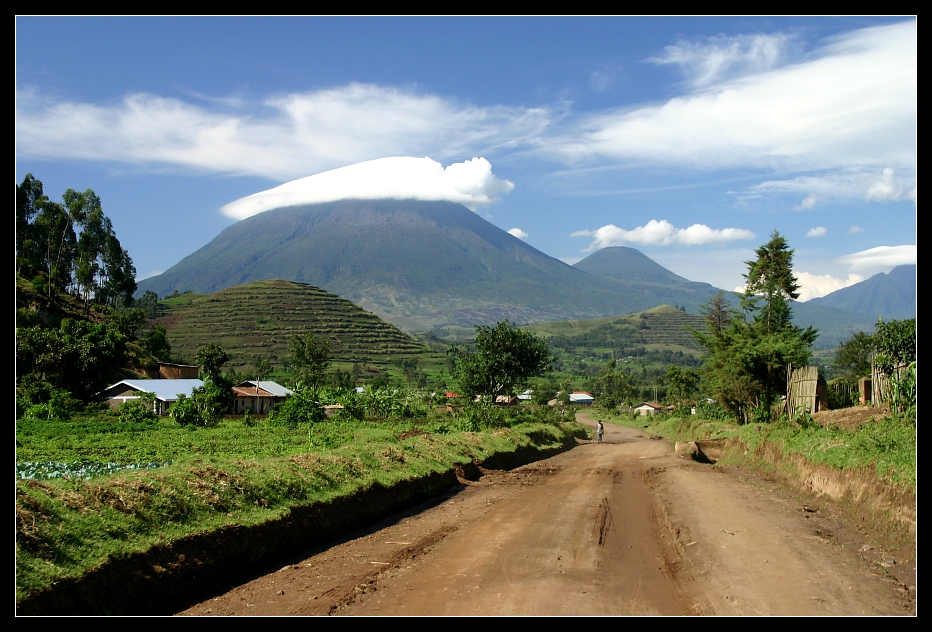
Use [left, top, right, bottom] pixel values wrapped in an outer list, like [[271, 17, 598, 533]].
[[137, 199, 721, 332], [806, 265, 916, 321], [136, 199, 913, 349]]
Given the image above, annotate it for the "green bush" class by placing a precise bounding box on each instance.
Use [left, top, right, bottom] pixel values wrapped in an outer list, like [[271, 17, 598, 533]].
[[169, 382, 225, 428], [695, 399, 733, 422], [118, 392, 158, 424], [267, 388, 324, 428]]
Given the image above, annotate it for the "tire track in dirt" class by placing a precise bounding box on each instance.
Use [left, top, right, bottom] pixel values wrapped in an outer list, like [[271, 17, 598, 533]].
[[177, 413, 915, 616]]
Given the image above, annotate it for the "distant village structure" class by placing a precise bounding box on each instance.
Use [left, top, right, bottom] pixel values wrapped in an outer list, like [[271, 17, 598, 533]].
[[99, 363, 293, 416], [98, 378, 205, 415], [232, 380, 293, 414], [146, 362, 199, 380]]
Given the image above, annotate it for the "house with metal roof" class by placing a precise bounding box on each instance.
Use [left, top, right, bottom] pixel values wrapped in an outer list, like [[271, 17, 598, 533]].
[[98, 379, 205, 415], [569, 392, 595, 407], [232, 381, 294, 414]]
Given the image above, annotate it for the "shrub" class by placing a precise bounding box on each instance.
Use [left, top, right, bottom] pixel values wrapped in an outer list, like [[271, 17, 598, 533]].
[[267, 388, 324, 428], [118, 391, 157, 424], [169, 382, 225, 428]]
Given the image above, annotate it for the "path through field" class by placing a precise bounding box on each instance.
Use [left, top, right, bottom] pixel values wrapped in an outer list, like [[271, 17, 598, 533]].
[[177, 413, 915, 616]]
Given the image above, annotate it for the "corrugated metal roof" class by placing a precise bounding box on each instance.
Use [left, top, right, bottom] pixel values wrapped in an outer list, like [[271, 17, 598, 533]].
[[569, 392, 594, 402], [104, 379, 204, 401], [238, 381, 293, 397]]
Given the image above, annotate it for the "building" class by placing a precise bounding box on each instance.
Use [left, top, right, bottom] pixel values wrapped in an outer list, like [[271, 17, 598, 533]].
[[146, 362, 200, 380], [569, 392, 595, 407], [232, 381, 293, 414], [98, 379, 205, 415], [634, 401, 665, 416]]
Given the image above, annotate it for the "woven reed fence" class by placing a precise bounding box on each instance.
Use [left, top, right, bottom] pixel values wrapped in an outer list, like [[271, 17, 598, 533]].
[[785, 365, 827, 415]]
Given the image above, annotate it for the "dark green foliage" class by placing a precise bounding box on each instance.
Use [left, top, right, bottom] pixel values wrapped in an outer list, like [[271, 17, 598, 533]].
[[288, 332, 332, 390], [16, 175, 136, 306], [872, 317, 916, 376], [448, 320, 552, 400], [169, 381, 226, 428], [195, 343, 229, 381], [134, 290, 161, 319], [832, 330, 875, 381], [695, 398, 733, 421], [140, 324, 172, 361], [693, 234, 817, 424], [827, 380, 859, 409], [594, 360, 636, 409], [267, 387, 324, 427], [118, 392, 158, 424], [663, 365, 700, 406], [16, 318, 129, 403]]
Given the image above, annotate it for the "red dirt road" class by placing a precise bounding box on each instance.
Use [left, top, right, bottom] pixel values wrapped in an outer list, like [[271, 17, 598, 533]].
[[177, 413, 915, 616]]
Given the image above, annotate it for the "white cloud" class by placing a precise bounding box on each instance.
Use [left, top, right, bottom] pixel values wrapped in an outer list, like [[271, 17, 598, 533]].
[[750, 167, 915, 209], [220, 156, 514, 220], [795, 271, 865, 302], [806, 227, 827, 237], [650, 33, 795, 88], [834, 244, 916, 272], [552, 21, 916, 184], [507, 228, 529, 240], [572, 219, 755, 251], [848, 226, 863, 234], [865, 167, 905, 202], [15, 83, 552, 181], [799, 194, 818, 209]]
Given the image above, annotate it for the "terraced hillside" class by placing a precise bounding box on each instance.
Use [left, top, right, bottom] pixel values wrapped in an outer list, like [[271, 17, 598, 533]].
[[152, 280, 429, 372], [528, 305, 705, 350]]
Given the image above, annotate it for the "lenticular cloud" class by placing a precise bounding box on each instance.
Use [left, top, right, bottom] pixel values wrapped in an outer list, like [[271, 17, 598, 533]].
[[221, 156, 514, 220]]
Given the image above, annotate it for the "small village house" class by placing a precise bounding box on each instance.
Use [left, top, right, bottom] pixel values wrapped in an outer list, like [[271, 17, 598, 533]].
[[232, 380, 294, 414], [634, 401, 666, 416], [569, 392, 595, 407], [98, 379, 205, 415]]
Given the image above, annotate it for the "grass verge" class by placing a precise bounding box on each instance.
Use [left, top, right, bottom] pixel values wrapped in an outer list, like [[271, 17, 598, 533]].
[[16, 409, 586, 615]]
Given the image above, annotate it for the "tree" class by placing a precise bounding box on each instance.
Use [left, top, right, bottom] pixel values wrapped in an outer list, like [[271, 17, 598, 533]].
[[16, 318, 129, 403], [872, 317, 916, 414], [195, 344, 229, 382], [448, 319, 552, 400], [872, 317, 916, 377], [832, 331, 875, 381], [693, 232, 817, 423], [664, 365, 700, 407], [288, 332, 332, 390], [252, 357, 273, 382], [596, 359, 635, 409], [169, 382, 226, 428]]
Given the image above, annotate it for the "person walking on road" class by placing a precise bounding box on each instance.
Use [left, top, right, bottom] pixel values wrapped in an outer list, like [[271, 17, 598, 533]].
[[595, 420, 604, 444]]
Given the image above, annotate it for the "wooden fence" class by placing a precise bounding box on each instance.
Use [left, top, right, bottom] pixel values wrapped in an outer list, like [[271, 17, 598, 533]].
[[871, 362, 910, 404], [785, 365, 827, 415]]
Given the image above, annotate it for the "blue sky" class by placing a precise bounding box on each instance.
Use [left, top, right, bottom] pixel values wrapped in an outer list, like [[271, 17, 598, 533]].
[[15, 16, 916, 301]]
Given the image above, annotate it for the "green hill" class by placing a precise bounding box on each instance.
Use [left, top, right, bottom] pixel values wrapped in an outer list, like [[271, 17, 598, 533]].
[[527, 305, 706, 352], [524, 305, 708, 377], [152, 280, 434, 374]]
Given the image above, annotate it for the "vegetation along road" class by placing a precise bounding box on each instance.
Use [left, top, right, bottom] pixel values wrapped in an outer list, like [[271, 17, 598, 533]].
[[177, 412, 914, 616]]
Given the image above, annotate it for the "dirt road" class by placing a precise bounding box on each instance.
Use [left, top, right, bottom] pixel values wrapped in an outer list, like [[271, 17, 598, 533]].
[[176, 413, 915, 616]]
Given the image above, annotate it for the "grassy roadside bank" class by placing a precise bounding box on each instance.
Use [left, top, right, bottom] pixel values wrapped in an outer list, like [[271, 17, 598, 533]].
[[588, 409, 917, 574], [16, 411, 587, 616]]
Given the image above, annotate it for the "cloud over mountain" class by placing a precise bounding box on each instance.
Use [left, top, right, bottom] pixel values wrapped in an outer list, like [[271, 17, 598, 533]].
[[220, 156, 514, 220]]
